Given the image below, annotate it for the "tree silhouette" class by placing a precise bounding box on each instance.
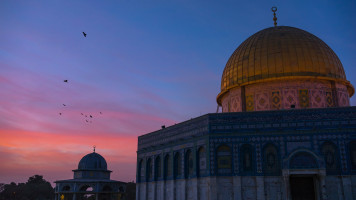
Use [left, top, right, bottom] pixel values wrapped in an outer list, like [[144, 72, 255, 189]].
[[0, 175, 54, 200]]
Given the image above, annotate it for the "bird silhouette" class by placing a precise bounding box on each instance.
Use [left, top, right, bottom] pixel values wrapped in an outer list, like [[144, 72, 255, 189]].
[[63, 104, 66, 106], [64, 80, 68, 83], [90, 115, 93, 118], [81, 113, 83, 115], [100, 112, 102, 114], [59, 113, 62, 115], [82, 32, 87, 37]]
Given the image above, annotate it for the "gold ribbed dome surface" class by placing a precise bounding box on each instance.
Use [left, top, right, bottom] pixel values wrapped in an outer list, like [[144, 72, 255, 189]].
[[218, 26, 353, 104]]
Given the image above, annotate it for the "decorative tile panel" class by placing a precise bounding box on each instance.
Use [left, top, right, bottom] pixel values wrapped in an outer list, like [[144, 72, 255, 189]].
[[246, 95, 254, 111], [338, 140, 347, 172], [230, 95, 241, 112], [280, 137, 285, 158], [338, 91, 349, 107], [256, 143, 262, 173], [217, 145, 232, 174], [256, 92, 269, 111], [222, 98, 229, 112], [210, 142, 215, 175], [311, 89, 324, 108], [325, 91, 334, 107], [283, 89, 297, 109], [271, 90, 281, 110], [233, 144, 239, 174], [220, 79, 351, 113], [298, 89, 309, 108]]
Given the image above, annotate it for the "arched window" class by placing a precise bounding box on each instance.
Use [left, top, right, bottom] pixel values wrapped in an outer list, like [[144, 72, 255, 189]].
[[349, 141, 356, 171], [155, 156, 161, 180], [290, 152, 317, 169], [240, 144, 254, 173], [164, 154, 172, 179], [62, 185, 70, 191], [138, 159, 144, 182], [60, 185, 73, 200], [146, 158, 153, 181], [216, 145, 232, 175], [174, 152, 182, 179], [79, 185, 94, 199], [185, 150, 194, 178], [197, 147, 206, 177], [263, 144, 280, 175], [321, 142, 339, 174]]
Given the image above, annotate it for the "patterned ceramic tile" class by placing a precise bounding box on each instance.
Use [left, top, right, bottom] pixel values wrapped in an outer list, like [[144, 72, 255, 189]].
[[271, 90, 281, 110], [246, 95, 254, 111], [299, 89, 309, 108]]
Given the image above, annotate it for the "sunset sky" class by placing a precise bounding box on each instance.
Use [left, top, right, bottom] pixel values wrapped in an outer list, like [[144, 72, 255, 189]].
[[1, 0, 355, 185]]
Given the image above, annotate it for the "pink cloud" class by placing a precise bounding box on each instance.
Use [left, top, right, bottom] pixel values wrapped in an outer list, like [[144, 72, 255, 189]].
[[0, 58, 180, 186], [0, 64, 177, 133], [0, 129, 137, 185]]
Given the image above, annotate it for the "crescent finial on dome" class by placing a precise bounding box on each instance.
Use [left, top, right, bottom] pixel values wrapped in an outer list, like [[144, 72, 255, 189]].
[[272, 7, 277, 27]]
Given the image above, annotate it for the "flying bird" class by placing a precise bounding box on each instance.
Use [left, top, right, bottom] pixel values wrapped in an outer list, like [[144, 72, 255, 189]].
[[63, 104, 66, 106], [64, 80, 68, 83], [82, 32, 87, 37], [90, 115, 93, 118], [100, 112, 102, 114], [59, 113, 62, 115], [81, 113, 83, 115]]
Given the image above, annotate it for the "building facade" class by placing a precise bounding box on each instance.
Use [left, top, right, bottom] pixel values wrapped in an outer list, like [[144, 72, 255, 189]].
[[136, 23, 356, 200], [55, 150, 127, 200]]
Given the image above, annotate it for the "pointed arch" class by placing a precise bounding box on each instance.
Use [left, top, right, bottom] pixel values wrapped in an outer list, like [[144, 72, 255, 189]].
[[185, 149, 194, 178], [164, 154, 172, 179], [146, 158, 153, 181], [321, 141, 340, 174], [62, 185, 70, 191], [240, 144, 254, 174], [197, 146, 206, 177], [263, 143, 280, 175], [155, 156, 162, 180], [289, 151, 318, 169], [174, 152, 182, 179], [216, 144, 232, 175], [137, 159, 144, 182]]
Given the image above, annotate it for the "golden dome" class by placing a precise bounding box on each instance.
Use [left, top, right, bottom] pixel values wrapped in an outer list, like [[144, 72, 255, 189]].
[[217, 26, 354, 105]]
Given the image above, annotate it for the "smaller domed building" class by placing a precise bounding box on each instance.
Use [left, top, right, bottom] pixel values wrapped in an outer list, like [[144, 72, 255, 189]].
[[55, 150, 127, 200]]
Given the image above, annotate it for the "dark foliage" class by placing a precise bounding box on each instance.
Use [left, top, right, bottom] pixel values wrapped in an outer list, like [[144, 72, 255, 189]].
[[0, 175, 54, 200]]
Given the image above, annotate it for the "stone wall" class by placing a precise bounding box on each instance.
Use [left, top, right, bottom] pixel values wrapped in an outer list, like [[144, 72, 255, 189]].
[[136, 175, 356, 200], [136, 107, 356, 200]]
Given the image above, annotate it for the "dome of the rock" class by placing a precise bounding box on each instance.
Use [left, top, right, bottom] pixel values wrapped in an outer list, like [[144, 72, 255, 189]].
[[217, 26, 354, 112]]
